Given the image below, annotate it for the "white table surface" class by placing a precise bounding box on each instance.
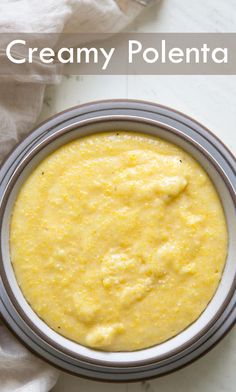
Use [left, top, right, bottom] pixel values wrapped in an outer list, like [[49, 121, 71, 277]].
[[37, 0, 236, 390]]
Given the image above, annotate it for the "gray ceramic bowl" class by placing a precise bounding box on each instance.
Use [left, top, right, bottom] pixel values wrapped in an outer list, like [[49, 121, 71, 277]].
[[0, 100, 236, 381]]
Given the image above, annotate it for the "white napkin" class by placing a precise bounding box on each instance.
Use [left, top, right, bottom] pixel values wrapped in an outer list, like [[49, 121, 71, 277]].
[[0, 325, 58, 392], [0, 1, 154, 391], [0, 0, 145, 162]]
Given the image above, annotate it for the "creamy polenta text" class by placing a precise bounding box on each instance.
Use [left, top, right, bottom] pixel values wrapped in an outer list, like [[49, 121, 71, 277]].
[[10, 132, 228, 351]]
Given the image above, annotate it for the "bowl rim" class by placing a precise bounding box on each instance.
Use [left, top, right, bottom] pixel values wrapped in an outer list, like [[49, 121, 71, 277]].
[[0, 110, 236, 368], [1, 99, 236, 176]]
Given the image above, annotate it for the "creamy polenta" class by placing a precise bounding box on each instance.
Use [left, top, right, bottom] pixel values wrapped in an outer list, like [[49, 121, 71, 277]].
[[10, 132, 228, 351]]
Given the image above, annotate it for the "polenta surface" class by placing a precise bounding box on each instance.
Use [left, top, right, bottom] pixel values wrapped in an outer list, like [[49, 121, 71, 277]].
[[10, 132, 228, 351]]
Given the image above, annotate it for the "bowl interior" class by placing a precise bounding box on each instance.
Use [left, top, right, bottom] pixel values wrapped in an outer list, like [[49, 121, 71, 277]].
[[1, 118, 236, 366]]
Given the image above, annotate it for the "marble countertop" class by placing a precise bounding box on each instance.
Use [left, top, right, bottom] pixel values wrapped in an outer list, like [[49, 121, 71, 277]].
[[37, 0, 236, 390]]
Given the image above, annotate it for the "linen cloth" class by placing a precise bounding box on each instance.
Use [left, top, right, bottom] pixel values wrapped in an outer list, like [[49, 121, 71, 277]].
[[0, 0, 146, 161], [0, 1, 154, 391]]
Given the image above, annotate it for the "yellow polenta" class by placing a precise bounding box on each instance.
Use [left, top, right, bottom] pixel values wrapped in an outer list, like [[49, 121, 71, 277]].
[[10, 132, 228, 351]]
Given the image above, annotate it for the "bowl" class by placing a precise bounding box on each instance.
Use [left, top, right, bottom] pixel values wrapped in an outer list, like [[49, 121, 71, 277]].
[[0, 99, 236, 381]]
